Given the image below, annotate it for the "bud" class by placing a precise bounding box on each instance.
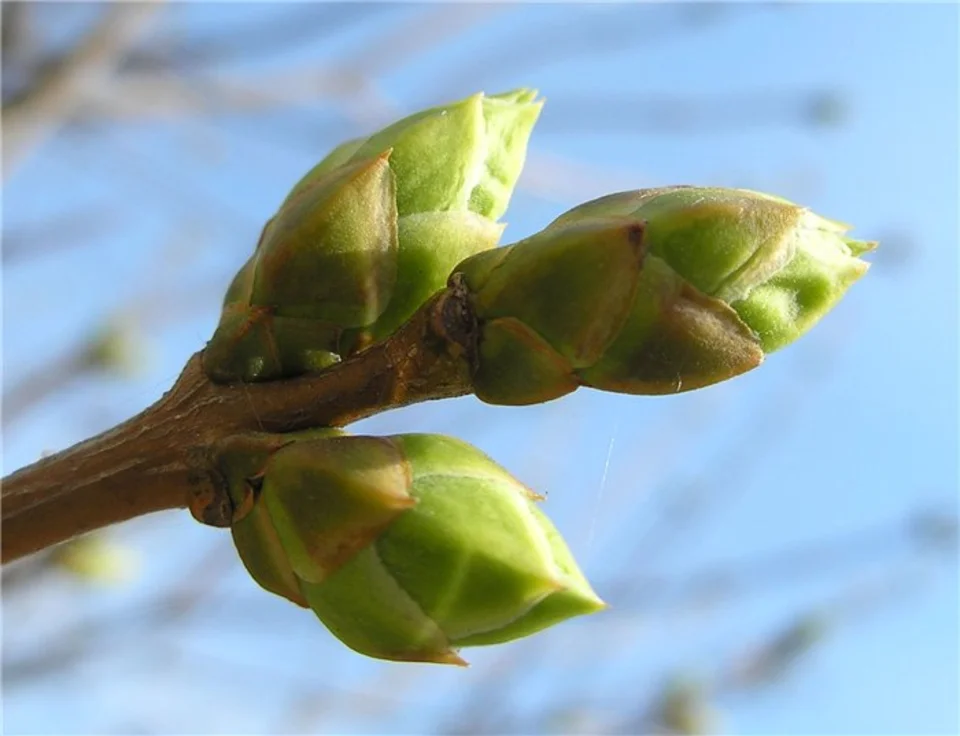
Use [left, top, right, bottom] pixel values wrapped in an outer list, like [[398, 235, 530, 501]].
[[82, 319, 147, 378], [655, 676, 721, 735], [224, 431, 603, 664], [204, 90, 542, 382], [51, 533, 139, 585], [454, 186, 875, 404], [289, 89, 543, 221], [203, 156, 398, 382]]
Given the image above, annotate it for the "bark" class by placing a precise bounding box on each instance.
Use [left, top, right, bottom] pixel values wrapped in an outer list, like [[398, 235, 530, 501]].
[[1, 285, 478, 562]]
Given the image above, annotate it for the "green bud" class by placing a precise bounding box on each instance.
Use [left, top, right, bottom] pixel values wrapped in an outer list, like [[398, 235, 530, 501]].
[[549, 187, 875, 352], [203, 155, 398, 382], [251, 156, 398, 326], [221, 431, 343, 607], [283, 138, 368, 201], [655, 676, 721, 735], [204, 90, 541, 382], [225, 431, 603, 664], [338, 89, 540, 350], [51, 533, 139, 585], [82, 320, 147, 378], [347, 89, 543, 219], [455, 186, 874, 404]]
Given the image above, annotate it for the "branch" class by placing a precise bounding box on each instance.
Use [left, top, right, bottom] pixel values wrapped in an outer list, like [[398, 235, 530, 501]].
[[2, 2, 162, 179], [1, 286, 477, 562], [1, 207, 118, 264], [1, 347, 90, 428], [537, 90, 845, 135], [122, 4, 389, 72], [2, 320, 143, 428]]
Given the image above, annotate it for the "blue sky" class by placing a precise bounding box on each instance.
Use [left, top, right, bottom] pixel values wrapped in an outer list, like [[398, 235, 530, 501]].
[[3, 4, 957, 734]]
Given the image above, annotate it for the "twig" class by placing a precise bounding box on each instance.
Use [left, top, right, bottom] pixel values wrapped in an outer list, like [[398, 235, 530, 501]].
[[1, 284, 478, 562], [427, 4, 766, 100], [340, 3, 505, 80], [2, 2, 163, 180], [610, 509, 957, 614], [123, 4, 390, 72], [1, 208, 118, 264], [1, 346, 91, 428], [537, 90, 845, 136], [82, 66, 368, 120]]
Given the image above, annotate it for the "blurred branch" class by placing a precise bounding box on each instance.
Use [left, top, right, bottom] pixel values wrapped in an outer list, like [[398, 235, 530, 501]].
[[2, 2, 163, 180], [616, 562, 934, 736], [83, 66, 370, 120], [74, 5, 502, 126], [491, 563, 933, 735], [623, 324, 853, 572], [646, 676, 722, 735], [3, 538, 235, 684], [1, 2, 54, 110], [340, 3, 506, 81], [1, 2, 37, 93], [122, 4, 395, 72], [1, 208, 118, 264], [537, 90, 847, 136], [1, 321, 144, 428], [428, 4, 769, 99], [719, 564, 928, 696], [1, 345, 90, 428], [1, 2, 31, 57], [611, 507, 957, 615]]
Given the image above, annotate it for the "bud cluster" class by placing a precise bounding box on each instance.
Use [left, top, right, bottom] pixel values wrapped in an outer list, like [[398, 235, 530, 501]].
[[203, 89, 873, 664]]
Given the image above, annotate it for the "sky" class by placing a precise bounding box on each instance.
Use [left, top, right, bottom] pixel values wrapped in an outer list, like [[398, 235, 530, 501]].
[[2, 3, 958, 734]]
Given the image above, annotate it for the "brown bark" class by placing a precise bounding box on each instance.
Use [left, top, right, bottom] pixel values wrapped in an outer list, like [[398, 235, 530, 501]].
[[1, 286, 477, 562]]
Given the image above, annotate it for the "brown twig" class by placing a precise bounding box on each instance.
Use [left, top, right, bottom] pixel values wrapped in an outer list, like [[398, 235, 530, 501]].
[[1, 286, 477, 562]]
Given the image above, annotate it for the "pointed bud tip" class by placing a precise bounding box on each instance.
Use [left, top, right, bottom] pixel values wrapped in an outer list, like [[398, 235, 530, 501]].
[[521, 486, 546, 502], [562, 581, 607, 614], [435, 650, 470, 667], [589, 596, 610, 613], [845, 237, 879, 256], [488, 88, 542, 105], [384, 647, 468, 667]]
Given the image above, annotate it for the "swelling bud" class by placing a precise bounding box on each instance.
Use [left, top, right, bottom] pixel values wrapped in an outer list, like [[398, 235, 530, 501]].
[[204, 90, 542, 382], [224, 431, 604, 664], [454, 186, 874, 404]]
